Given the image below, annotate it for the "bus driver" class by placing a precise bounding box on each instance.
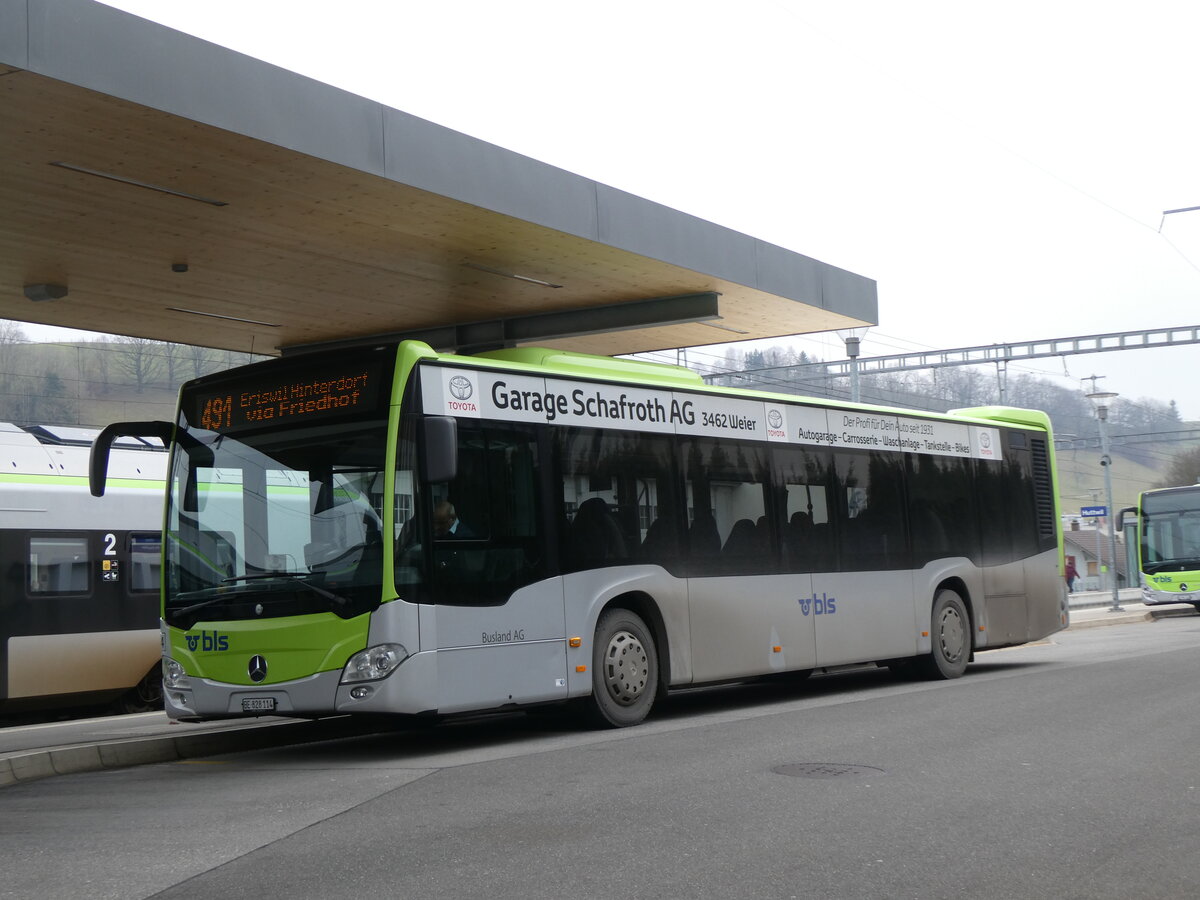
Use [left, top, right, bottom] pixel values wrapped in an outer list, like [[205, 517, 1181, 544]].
[[433, 500, 472, 539]]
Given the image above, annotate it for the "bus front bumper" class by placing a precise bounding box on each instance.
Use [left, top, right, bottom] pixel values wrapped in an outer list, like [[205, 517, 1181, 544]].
[[164, 652, 438, 720], [1142, 587, 1200, 606], [164, 669, 345, 720]]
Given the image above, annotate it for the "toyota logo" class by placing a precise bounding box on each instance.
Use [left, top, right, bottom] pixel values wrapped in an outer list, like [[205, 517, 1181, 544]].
[[248, 655, 268, 683], [767, 409, 783, 429], [448, 375, 473, 401]]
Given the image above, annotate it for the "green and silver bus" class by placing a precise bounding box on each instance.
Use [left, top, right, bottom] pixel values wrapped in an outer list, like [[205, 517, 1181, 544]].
[[1119, 484, 1200, 612], [90, 340, 1066, 727]]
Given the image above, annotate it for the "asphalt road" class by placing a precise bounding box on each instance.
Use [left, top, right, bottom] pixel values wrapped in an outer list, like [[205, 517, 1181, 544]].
[[3, 615, 1200, 900]]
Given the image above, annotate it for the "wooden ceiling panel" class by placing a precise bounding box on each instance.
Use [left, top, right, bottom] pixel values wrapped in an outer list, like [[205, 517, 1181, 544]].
[[1, 26, 874, 358]]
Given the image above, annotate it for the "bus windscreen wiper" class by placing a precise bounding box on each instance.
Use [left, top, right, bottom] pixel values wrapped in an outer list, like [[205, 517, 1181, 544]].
[[167, 590, 231, 620], [170, 573, 348, 620], [221, 572, 350, 609]]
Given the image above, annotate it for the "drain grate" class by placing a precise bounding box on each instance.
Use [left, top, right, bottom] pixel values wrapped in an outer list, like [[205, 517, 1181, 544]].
[[772, 763, 886, 779]]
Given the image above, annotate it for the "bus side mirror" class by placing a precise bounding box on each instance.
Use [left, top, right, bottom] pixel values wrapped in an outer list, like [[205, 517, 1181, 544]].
[[90, 420, 175, 496], [1116, 506, 1137, 533], [420, 416, 458, 484]]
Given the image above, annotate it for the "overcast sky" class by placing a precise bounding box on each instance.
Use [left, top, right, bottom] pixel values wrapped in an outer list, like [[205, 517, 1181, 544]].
[[84, 0, 1200, 417]]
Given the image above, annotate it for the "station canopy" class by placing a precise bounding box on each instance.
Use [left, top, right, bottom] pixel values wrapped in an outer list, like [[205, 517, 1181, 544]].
[[0, 1, 876, 359]]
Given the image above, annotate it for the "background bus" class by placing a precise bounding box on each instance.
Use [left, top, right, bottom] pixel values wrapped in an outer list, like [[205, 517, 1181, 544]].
[[2, 423, 166, 717], [1120, 484, 1200, 612], [91, 341, 1066, 728]]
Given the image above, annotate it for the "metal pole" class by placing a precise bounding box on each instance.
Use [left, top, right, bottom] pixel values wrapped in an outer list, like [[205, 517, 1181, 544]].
[[845, 335, 861, 403], [1095, 405, 1123, 611]]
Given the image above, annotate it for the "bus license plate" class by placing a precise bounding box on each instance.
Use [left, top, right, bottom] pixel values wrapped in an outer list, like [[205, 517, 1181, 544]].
[[242, 697, 276, 712]]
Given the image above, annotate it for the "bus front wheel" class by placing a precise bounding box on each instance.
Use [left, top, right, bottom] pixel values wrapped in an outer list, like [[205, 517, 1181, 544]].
[[922, 589, 970, 679], [588, 608, 659, 728]]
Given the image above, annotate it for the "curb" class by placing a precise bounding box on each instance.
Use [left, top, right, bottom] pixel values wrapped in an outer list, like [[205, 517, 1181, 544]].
[[1066, 611, 1154, 630], [0, 717, 380, 789], [1066, 605, 1196, 631]]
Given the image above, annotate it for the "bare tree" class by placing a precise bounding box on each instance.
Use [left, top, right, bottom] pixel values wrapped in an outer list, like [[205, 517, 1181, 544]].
[[1157, 447, 1200, 489], [112, 335, 164, 394], [0, 320, 27, 373], [184, 343, 217, 380], [0, 321, 30, 421]]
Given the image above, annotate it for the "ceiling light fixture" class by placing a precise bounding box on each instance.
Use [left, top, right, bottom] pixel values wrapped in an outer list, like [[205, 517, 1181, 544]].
[[23, 283, 68, 302], [49, 161, 229, 207], [700, 320, 750, 335], [462, 262, 562, 289], [167, 307, 281, 327]]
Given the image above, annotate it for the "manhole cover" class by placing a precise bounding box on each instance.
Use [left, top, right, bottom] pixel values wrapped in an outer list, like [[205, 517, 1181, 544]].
[[772, 763, 886, 779]]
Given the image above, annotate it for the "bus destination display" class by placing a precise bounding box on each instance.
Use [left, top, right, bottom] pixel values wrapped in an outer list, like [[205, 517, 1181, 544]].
[[191, 364, 380, 433]]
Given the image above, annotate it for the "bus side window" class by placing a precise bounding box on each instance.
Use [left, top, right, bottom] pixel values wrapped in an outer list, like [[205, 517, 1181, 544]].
[[430, 422, 544, 604], [907, 453, 978, 566], [558, 428, 677, 572], [832, 450, 908, 572], [683, 438, 772, 575], [773, 446, 833, 573]]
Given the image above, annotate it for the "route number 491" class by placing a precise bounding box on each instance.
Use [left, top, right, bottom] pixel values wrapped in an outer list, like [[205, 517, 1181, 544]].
[[200, 395, 234, 430]]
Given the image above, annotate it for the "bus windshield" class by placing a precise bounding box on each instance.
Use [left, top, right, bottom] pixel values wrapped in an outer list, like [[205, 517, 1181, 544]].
[[165, 421, 389, 629], [1141, 487, 1200, 574]]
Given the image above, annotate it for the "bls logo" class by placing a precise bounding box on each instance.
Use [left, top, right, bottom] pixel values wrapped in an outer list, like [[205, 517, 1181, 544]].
[[798, 593, 837, 616], [185, 631, 230, 652]]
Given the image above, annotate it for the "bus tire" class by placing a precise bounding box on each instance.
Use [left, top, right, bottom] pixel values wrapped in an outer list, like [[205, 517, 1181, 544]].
[[588, 608, 658, 728], [922, 588, 970, 679]]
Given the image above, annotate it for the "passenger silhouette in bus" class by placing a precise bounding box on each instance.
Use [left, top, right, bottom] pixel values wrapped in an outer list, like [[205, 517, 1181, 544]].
[[433, 500, 473, 539]]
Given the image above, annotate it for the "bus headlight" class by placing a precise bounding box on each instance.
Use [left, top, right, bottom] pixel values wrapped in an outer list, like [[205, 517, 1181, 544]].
[[341, 643, 409, 684], [163, 657, 191, 689]]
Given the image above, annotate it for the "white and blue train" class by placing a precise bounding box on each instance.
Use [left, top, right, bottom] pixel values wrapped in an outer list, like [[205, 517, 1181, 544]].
[[0, 422, 167, 716]]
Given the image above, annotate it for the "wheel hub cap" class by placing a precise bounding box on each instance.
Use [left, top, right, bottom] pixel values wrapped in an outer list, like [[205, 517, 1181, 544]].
[[603, 630, 648, 707], [938, 608, 964, 662]]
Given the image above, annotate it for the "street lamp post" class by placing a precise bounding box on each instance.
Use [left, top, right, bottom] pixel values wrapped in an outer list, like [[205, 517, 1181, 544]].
[[1088, 487, 1103, 591], [1087, 389, 1123, 612], [838, 327, 868, 403]]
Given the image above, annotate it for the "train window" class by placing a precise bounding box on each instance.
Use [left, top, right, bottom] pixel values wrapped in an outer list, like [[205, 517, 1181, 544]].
[[29, 535, 90, 594], [129, 532, 162, 593]]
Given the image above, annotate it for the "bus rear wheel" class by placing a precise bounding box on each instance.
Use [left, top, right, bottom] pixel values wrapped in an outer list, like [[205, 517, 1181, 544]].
[[588, 609, 658, 728], [922, 589, 970, 679]]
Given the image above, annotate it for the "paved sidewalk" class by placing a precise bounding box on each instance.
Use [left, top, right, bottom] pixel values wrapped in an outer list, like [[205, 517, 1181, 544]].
[[1067, 587, 1197, 629]]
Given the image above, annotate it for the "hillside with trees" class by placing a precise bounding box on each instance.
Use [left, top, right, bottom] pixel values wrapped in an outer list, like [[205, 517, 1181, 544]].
[[0, 321, 263, 426], [2, 322, 1195, 511]]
